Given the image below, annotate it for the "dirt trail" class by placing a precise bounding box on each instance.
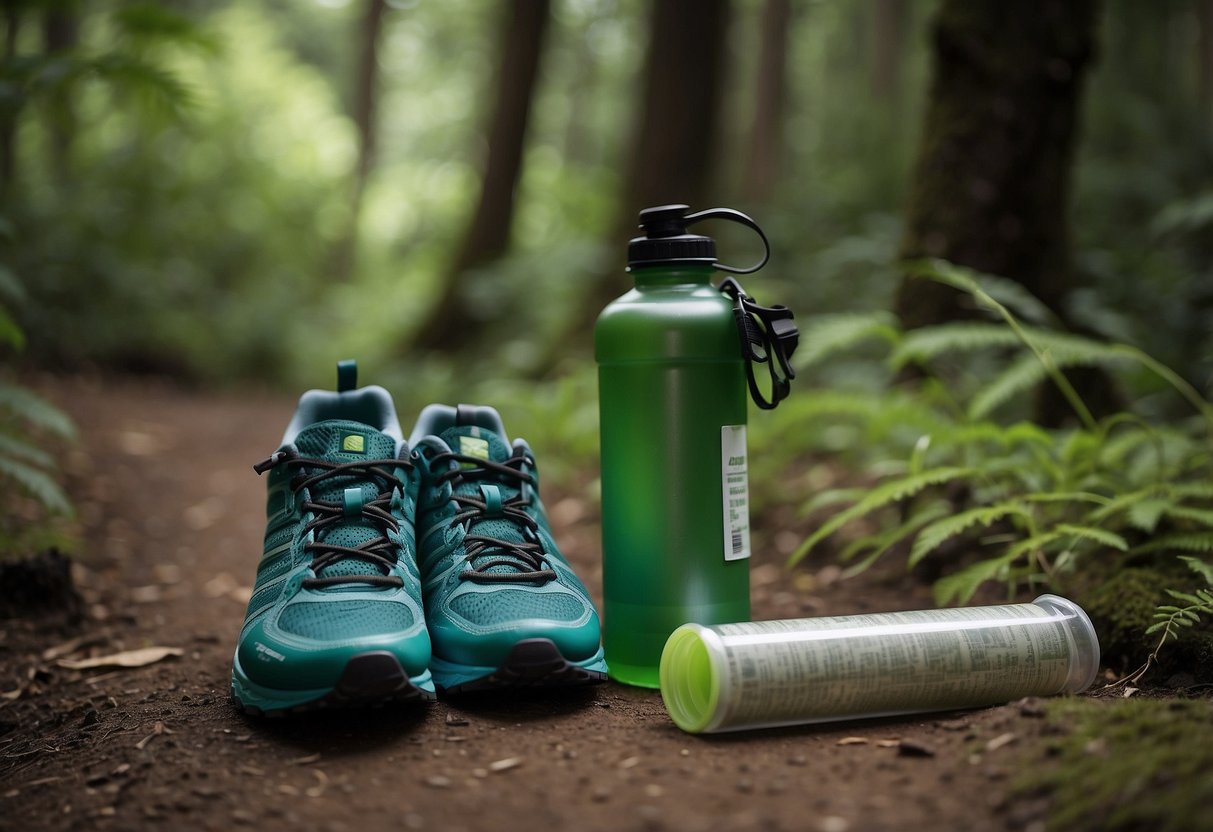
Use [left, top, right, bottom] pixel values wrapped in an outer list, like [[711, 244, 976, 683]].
[[0, 375, 1064, 832]]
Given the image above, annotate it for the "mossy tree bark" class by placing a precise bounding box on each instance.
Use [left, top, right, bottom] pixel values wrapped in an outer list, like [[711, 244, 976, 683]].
[[895, 0, 1100, 329]]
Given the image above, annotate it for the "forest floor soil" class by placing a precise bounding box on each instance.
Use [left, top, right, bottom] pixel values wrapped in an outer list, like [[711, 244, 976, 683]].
[[0, 374, 1186, 831]]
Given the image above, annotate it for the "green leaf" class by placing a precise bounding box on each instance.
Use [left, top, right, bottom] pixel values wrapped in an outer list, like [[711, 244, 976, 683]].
[[799, 487, 868, 516], [1145, 621, 1168, 635], [0, 431, 54, 468], [1053, 524, 1129, 551], [909, 501, 1030, 566], [0, 383, 76, 438], [787, 467, 977, 565], [1164, 505, 1213, 528], [0, 456, 72, 515], [0, 305, 25, 350], [890, 323, 1020, 370], [0, 265, 26, 304], [1127, 499, 1171, 534], [933, 553, 1017, 606], [792, 312, 900, 369], [1164, 589, 1206, 605], [1134, 533, 1213, 556], [840, 502, 951, 578]]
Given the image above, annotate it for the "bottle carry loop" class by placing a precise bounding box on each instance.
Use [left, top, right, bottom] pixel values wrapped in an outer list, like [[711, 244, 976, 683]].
[[682, 207, 798, 409], [719, 277, 799, 410], [627, 203, 799, 410]]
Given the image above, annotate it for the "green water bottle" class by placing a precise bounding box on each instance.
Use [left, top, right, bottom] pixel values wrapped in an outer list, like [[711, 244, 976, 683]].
[[595, 204, 798, 688]]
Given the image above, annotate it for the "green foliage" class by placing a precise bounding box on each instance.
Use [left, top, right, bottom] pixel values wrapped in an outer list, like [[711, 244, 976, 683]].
[[1015, 698, 1213, 832], [777, 262, 1213, 622], [1145, 556, 1213, 651], [0, 272, 76, 556]]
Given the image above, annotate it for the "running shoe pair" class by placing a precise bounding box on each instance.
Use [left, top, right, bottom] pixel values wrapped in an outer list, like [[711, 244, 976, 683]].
[[230, 362, 606, 715]]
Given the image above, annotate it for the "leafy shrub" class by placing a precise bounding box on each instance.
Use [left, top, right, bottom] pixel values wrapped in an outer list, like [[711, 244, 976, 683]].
[[765, 261, 1212, 652]]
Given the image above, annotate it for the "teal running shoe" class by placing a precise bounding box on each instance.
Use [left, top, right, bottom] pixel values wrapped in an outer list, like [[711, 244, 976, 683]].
[[231, 363, 434, 715], [410, 404, 607, 693]]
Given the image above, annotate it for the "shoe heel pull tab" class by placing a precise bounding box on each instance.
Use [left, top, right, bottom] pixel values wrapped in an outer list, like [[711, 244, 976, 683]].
[[337, 359, 358, 393]]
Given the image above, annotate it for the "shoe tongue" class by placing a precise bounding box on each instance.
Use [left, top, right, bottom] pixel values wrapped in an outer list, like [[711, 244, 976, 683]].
[[438, 425, 532, 577], [294, 420, 398, 462], [438, 425, 512, 465], [292, 420, 400, 586]]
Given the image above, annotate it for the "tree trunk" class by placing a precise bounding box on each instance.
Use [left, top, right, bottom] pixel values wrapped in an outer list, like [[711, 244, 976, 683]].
[[895, 0, 1100, 329], [895, 0, 1115, 425], [1200, 0, 1213, 135], [742, 0, 792, 205], [565, 0, 731, 347], [0, 5, 20, 198], [332, 0, 386, 283], [871, 0, 907, 100], [43, 2, 79, 186], [411, 0, 551, 352]]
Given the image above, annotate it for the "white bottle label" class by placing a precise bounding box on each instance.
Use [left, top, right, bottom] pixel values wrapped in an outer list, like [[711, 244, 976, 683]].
[[721, 425, 751, 561]]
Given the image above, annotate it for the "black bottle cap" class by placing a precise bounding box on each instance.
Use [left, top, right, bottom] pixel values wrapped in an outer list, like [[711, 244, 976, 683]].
[[627, 205, 717, 270]]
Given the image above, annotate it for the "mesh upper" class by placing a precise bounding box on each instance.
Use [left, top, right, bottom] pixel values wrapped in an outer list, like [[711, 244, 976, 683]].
[[277, 598, 414, 640], [447, 589, 585, 627]]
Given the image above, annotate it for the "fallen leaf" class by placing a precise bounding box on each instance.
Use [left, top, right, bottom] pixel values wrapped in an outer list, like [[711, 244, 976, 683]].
[[836, 737, 868, 746], [985, 732, 1017, 752], [875, 739, 900, 748], [58, 647, 183, 671], [488, 757, 522, 773], [290, 753, 321, 766], [42, 633, 108, 662]]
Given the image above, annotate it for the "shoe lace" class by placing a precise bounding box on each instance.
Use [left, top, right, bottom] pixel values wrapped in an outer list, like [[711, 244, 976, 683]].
[[255, 450, 411, 590], [430, 450, 557, 585]]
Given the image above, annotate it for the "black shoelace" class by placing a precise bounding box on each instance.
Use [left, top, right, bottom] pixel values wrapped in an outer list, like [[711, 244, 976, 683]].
[[430, 450, 557, 585], [255, 450, 410, 589]]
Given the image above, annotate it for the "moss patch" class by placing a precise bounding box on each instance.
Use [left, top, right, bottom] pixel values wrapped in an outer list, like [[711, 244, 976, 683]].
[[1015, 698, 1213, 832]]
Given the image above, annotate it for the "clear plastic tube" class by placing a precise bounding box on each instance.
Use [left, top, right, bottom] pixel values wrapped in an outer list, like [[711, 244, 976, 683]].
[[659, 594, 1099, 734]]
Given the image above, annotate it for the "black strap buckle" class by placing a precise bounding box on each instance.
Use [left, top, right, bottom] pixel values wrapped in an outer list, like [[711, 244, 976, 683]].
[[719, 277, 798, 410]]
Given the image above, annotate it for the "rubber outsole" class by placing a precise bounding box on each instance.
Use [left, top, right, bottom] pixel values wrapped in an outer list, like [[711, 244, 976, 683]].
[[232, 651, 436, 717], [436, 638, 609, 695]]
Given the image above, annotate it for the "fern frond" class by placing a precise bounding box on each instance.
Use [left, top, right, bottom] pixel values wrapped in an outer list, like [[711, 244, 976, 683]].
[[0, 383, 76, 438], [788, 466, 977, 565], [793, 312, 900, 369], [1127, 498, 1171, 534], [1052, 524, 1129, 551], [840, 502, 951, 577], [909, 501, 1031, 566], [0, 457, 72, 515], [964, 273, 1060, 326], [111, 4, 222, 53], [1168, 482, 1213, 501], [800, 487, 868, 516], [1133, 533, 1213, 555], [933, 552, 1018, 606], [1179, 556, 1213, 586], [0, 305, 25, 351], [890, 323, 1020, 370], [1164, 505, 1213, 528], [0, 431, 55, 469], [1022, 491, 1111, 505], [967, 334, 1132, 419], [1089, 487, 1164, 523]]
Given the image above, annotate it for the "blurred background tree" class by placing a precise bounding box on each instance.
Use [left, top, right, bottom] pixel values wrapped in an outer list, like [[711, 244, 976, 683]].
[[0, 0, 1207, 413]]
